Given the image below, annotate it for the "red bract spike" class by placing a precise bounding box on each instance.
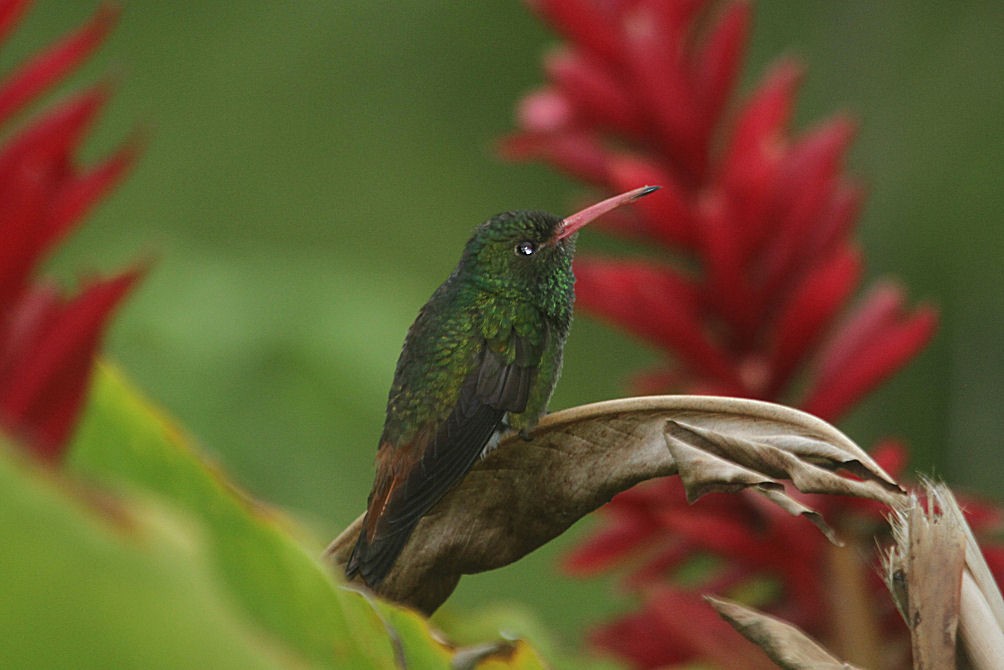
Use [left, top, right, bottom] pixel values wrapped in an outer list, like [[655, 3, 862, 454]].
[[0, 0, 31, 45], [545, 49, 643, 136], [510, 3, 946, 665], [811, 283, 908, 391], [720, 155, 779, 260], [0, 84, 109, 176], [515, 87, 572, 133], [767, 246, 861, 396], [761, 117, 857, 297], [870, 440, 909, 478], [498, 130, 612, 186], [589, 608, 692, 668], [774, 115, 857, 213], [561, 513, 661, 576], [0, 157, 51, 307], [803, 181, 865, 265], [622, 542, 695, 589], [628, 365, 685, 394], [643, 588, 778, 670], [0, 269, 141, 460], [623, 4, 708, 181], [718, 63, 804, 252], [644, 0, 707, 36], [573, 256, 744, 389], [804, 296, 937, 421], [982, 549, 1004, 587], [657, 503, 768, 560], [721, 59, 803, 186], [0, 86, 111, 306], [695, 1, 750, 124], [959, 496, 1004, 529], [696, 192, 758, 341], [0, 4, 118, 127], [528, 0, 625, 68], [40, 137, 139, 252], [0, 281, 60, 381]]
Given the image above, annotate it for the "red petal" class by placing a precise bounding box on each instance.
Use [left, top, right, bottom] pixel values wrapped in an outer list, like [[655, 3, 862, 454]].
[[656, 503, 768, 561], [562, 514, 662, 576], [0, 0, 30, 46], [591, 587, 777, 669], [574, 256, 742, 389], [696, 191, 758, 340], [0, 281, 61, 381], [803, 287, 937, 421], [498, 130, 611, 186], [528, 0, 625, 68], [719, 60, 802, 248], [514, 87, 573, 133], [805, 181, 865, 263], [622, 3, 707, 180], [648, 588, 779, 670], [621, 541, 696, 589], [811, 283, 917, 392], [0, 84, 109, 175], [640, 0, 707, 34], [982, 547, 1004, 588], [870, 440, 909, 478], [0, 5, 118, 127], [760, 116, 857, 298], [590, 607, 691, 668], [0, 86, 110, 306], [42, 136, 139, 251], [722, 59, 803, 181], [0, 269, 141, 459], [695, 1, 750, 124], [628, 365, 686, 394], [774, 116, 857, 219], [545, 49, 643, 135], [767, 246, 861, 395]]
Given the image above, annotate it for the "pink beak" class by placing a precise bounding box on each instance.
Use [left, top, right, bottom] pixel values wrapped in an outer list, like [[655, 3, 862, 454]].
[[554, 185, 660, 241]]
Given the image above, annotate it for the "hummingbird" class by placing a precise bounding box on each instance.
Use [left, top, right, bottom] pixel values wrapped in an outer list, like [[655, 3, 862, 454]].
[[346, 185, 660, 588]]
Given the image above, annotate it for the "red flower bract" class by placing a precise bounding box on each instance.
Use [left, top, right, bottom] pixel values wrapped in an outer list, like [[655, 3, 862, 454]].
[[499, 1, 992, 668], [503, 4, 936, 413], [0, 1, 139, 461]]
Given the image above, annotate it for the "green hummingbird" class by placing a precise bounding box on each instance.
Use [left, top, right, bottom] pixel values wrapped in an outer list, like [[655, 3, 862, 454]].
[[346, 185, 659, 587]]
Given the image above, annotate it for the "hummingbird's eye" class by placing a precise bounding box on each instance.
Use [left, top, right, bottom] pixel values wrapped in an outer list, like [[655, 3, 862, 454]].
[[514, 240, 537, 256]]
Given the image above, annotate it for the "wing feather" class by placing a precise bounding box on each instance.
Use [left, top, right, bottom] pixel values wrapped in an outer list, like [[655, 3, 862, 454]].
[[346, 327, 546, 587]]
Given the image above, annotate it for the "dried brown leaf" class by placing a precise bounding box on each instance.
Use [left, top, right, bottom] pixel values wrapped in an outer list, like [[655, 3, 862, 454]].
[[885, 483, 1004, 670], [328, 396, 904, 614], [706, 595, 863, 670]]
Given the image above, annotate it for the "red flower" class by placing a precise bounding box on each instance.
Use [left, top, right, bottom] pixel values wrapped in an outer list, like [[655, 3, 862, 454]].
[[504, 2, 936, 415], [500, 1, 990, 668], [0, 1, 139, 460]]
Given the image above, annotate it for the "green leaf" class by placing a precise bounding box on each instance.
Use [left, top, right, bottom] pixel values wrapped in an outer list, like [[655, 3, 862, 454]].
[[53, 363, 546, 668], [67, 364, 394, 667], [0, 441, 289, 669]]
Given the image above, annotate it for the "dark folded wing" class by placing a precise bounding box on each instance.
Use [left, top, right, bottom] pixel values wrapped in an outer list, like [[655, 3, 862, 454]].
[[347, 329, 544, 587]]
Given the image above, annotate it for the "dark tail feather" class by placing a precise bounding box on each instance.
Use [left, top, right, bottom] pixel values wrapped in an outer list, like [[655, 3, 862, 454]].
[[344, 521, 418, 588], [347, 403, 505, 588]]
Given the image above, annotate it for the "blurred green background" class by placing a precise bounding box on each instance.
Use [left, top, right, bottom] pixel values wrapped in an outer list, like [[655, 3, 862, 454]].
[[6, 0, 1001, 643]]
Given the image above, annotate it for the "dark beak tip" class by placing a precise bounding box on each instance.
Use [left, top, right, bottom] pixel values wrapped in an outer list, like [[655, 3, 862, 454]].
[[635, 185, 661, 199]]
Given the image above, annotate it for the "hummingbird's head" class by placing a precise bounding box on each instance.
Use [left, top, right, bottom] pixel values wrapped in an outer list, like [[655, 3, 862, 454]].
[[458, 186, 660, 297], [460, 210, 571, 295]]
